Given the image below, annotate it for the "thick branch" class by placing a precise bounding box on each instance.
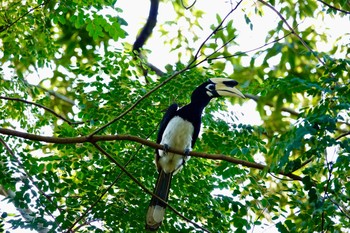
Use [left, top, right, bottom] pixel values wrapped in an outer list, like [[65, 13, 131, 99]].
[[0, 127, 302, 181], [133, 0, 159, 52]]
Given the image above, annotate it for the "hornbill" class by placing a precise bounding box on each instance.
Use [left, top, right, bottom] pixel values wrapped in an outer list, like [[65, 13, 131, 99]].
[[146, 78, 245, 230]]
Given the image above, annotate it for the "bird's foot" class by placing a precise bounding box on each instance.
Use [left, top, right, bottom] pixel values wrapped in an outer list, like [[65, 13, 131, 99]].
[[163, 144, 170, 154], [182, 148, 190, 166]]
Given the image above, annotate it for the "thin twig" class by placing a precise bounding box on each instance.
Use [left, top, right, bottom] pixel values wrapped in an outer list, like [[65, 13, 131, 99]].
[[88, 67, 189, 136], [321, 157, 334, 233], [207, 31, 293, 62], [0, 0, 50, 32], [335, 131, 350, 140], [268, 172, 295, 182], [317, 0, 350, 15], [290, 157, 313, 173], [180, 0, 197, 10], [66, 167, 124, 232], [244, 93, 299, 116], [326, 195, 350, 220], [0, 96, 83, 125], [258, 0, 325, 66], [190, 0, 244, 67], [189, 34, 237, 69], [34, 84, 75, 105]]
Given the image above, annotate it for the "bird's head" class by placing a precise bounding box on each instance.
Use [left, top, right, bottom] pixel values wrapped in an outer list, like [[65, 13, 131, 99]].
[[191, 78, 245, 103]]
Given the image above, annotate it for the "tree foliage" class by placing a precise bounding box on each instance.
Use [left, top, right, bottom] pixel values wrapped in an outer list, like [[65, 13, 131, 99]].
[[0, 0, 349, 232]]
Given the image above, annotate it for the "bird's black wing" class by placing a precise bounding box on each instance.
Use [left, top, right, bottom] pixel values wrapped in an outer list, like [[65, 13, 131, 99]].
[[156, 103, 178, 144], [155, 103, 178, 171], [191, 119, 201, 148]]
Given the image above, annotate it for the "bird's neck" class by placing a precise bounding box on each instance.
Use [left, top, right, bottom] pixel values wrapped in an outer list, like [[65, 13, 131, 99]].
[[189, 97, 211, 112], [178, 98, 211, 122]]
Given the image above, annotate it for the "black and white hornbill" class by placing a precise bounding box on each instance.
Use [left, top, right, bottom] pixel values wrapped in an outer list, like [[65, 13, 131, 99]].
[[146, 78, 245, 230]]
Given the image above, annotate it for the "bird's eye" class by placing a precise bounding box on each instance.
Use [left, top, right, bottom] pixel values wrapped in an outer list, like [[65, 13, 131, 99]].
[[206, 84, 215, 91]]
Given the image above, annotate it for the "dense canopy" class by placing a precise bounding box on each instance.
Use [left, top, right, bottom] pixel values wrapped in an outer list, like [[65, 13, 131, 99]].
[[0, 0, 349, 232]]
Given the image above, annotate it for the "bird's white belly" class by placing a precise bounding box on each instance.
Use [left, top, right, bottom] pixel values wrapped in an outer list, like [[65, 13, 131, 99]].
[[159, 116, 194, 174]]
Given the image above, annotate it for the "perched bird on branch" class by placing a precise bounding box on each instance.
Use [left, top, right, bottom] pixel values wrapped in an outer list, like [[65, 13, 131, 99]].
[[146, 78, 245, 231]]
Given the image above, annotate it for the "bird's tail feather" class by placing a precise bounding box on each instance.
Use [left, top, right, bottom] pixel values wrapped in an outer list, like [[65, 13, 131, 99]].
[[146, 170, 173, 231]]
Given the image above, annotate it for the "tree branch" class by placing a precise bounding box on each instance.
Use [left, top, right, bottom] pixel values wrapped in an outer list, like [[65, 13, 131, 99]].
[[33, 84, 75, 106], [207, 30, 293, 62], [88, 66, 189, 136], [132, 0, 160, 52], [131, 0, 166, 77], [0, 96, 82, 125], [0, 127, 302, 181], [0, 0, 50, 33], [189, 0, 244, 68], [317, 0, 350, 15], [244, 93, 299, 116], [335, 131, 350, 140], [257, 0, 325, 66]]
